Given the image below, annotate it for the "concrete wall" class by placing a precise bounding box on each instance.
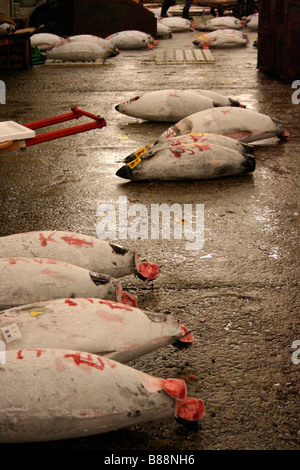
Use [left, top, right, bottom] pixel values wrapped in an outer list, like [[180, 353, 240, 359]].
[[0, 0, 10, 16]]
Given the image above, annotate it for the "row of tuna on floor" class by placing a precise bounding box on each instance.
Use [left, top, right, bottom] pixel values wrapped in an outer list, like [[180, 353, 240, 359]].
[[29, 13, 258, 63], [113, 88, 288, 181], [0, 230, 205, 443]]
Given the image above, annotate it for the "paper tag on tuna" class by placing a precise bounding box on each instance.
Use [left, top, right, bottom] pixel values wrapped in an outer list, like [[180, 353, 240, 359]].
[[1, 323, 22, 343], [134, 146, 147, 158], [127, 156, 141, 169]]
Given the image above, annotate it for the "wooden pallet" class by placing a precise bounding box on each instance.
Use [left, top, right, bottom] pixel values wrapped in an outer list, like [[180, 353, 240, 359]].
[[155, 48, 215, 65]]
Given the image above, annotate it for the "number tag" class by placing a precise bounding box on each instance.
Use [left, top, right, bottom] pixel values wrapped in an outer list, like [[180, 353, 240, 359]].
[[1, 323, 22, 343]]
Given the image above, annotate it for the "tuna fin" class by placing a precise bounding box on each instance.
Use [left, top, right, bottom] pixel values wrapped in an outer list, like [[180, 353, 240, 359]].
[[175, 397, 205, 424], [229, 97, 246, 108], [242, 143, 255, 155], [89, 272, 111, 285], [109, 243, 128, 255], [213, 101, 222, 107], [242, 154, 256, 173]]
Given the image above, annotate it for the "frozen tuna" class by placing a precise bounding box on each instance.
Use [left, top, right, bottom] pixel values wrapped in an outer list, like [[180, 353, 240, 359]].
[[193, 29, 248, 48], [0, 257, 137, 310], [123, 133, 254, 165], [159, 107, 289, 143], [0, 231, 158, 281], [0, 348, 205, 443], [0, 298, 193, 362], [157, 21, 172, 38], [115, 89, 221, 122], [246, 13, 259, 31], [46, 42, 114, 62], [106, 30, 158, 50], [196, 16, 243, 31], [116, 141, 255, 181], [30, 33, 62, 50], [159, 17, 193, 32], [65, 34, 117, 52]]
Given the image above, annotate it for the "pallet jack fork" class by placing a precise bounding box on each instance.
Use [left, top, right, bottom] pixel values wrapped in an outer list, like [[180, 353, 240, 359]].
[[0, 107, 106, 154]]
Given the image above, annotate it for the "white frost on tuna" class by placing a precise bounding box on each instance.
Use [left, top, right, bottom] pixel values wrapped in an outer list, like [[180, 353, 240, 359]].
[[0, 257, 137, 310], [0, 231, 159, 281], [0, 298, 193, 362], [196, 16, 243, 31], [159, 107, 289, 143], [116, 141, 255, 181], [0, 348, 205, 443], [193, 29, 248, 48], [115, 89, 220, 122]]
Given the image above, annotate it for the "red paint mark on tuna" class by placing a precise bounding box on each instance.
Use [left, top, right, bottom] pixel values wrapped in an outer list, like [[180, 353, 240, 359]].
[[17, 350, 23, 359], [169, 91, 181, 98], [65, 299, 77, 306], [6, 258, 30, 265], [64, 352, 115, 370], [60, 235, 93, 248], [220, 109, 232, 115], [98, 299, 133, 312], [39, 232, 56, 247], [42, 269, 74, 281], [34, 349, 46, 357], [86, 298, 94, 304], [175, 397, 205, 422], [194, 143, 211, 152], [5, 258, 62, 265], [170, 148, 185, 158], [95, 309, 124, 323]]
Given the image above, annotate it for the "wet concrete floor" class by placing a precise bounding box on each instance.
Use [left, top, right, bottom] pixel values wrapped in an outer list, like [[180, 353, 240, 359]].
[[0, 15, 299, 451]]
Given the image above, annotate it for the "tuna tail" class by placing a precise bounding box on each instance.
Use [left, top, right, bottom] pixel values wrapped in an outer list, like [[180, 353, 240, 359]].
[[175, 397, 205, 425], [229, 97, 246, 108], [116, 165, 134, 180], [242, 154, 256, 173], [271, 117, 289, 140]]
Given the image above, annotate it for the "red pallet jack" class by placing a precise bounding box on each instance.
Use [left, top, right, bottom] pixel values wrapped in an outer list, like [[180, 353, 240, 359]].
[[0, 107, 106, 154]]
